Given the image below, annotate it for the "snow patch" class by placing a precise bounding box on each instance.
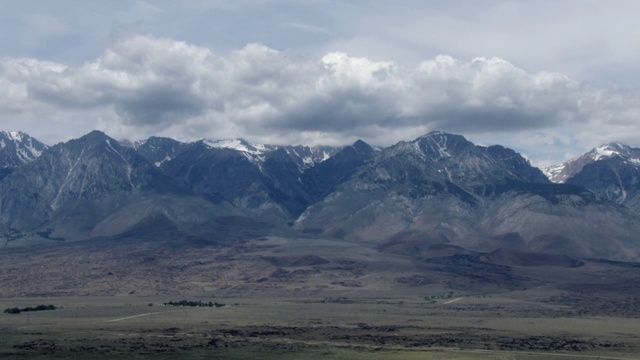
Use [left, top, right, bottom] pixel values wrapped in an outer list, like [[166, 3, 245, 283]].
[[24, 139, 44, 158], [203, 139, 268, 155], [105, 140, 134, 189], [203, 138, 278, 168], [542, 163, 567, 183], [106, 139, 128, 165], [7, 131, 23, 142], [593, 145, 620, 161], [155, 155, 172, 167], [628, 158, 640, 166], [302, 156, 314, 166], [412, 142, 426, 159]]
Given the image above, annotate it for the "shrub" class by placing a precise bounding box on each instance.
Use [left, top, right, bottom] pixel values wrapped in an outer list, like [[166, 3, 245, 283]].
[[3, 304, 56, 314]]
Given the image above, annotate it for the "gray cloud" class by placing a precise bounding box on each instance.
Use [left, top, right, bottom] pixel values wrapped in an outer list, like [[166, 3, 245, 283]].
[[1, 34, 640, 166]]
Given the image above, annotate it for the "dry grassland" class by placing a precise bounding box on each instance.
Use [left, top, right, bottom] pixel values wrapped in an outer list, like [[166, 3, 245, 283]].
[[1, 293, 639, 359]]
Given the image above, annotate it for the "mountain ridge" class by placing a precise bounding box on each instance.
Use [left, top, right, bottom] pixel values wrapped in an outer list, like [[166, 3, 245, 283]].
[[543, 142, 640, 183], [293, 132, 640, 260], [2, 129, 640, 261]]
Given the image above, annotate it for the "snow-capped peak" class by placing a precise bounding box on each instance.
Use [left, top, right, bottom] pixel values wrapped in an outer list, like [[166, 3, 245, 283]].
[[200, 138, 341, 171], [0, 130, 48, 167], [543, 142, 640, 183], [203, 138, 275, 156], [592, 142, 626, 161], [202, 138, 279, 166], [1, 131, 22, 147], [5, 131, 24, 142]]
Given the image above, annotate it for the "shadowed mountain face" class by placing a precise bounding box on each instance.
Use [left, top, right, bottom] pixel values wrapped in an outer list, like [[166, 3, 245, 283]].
[[1, 130, 640, 262], [301, 139, 376, 202], [127, 136, 191, 167], [133, 137, 342, 221], [157, 138, 350, 220], [565, 156, 640, 214], [0, 131, 220, 242], [160, 141, 308, 221]]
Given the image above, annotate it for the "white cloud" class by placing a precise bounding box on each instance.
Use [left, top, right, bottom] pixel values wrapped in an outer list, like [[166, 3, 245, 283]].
[[1, 34, 640, 165]]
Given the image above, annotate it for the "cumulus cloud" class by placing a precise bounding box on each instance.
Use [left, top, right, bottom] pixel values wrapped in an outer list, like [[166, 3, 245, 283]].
[[1, 34, 640, 163]]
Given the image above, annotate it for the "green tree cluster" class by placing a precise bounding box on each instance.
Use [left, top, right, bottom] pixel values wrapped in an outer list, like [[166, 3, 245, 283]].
[[163, 300, 225, 308], [4, 304, 56, 314]]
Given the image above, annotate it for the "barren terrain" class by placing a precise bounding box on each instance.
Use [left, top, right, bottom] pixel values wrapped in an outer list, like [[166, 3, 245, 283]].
[[1, 235, 640, 358]]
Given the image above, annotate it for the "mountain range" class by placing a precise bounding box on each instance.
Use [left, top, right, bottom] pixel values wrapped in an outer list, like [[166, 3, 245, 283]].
[[2, 129, 640, 262]]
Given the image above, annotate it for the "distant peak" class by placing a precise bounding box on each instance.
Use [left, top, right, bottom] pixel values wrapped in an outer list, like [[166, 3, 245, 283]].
[[83, 130, 109, 138], [413, 131, 470, 149], [415, 131, 468, 143], [0, 130, 48, 164], [352, 139, 370, 148], [203, 138, 268, 152], [201, 139, 279, 165], [351, 139, 374, 155], [419, 130, 452, 138], [544, 141, 638, 183], [597, 141, 626, 151], [0, 130, 31, 143], [70, 131, 121, 150], [591, 142, 630, 161], [1, 130, 45, 143]]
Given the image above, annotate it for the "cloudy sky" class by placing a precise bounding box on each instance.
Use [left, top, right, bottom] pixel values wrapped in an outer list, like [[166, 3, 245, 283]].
[[1, 0, 640, 166]]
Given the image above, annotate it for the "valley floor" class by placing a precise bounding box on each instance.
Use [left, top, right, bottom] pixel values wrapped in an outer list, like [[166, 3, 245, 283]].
[[1, 293, 639, 359], [1, 235, 640, 358]]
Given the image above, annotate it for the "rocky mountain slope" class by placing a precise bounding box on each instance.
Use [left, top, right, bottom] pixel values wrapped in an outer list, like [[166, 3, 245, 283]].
[[0, 131, 48, 181], [156, 140, 337, 220], [2, 130, 640, 262], [295, 132, 640, 260], [0, 131, 243, 243], [125, 136, 191, 167]]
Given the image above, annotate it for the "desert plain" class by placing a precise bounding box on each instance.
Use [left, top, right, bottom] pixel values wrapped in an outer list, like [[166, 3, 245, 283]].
[[0, 234, 639, 359]]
